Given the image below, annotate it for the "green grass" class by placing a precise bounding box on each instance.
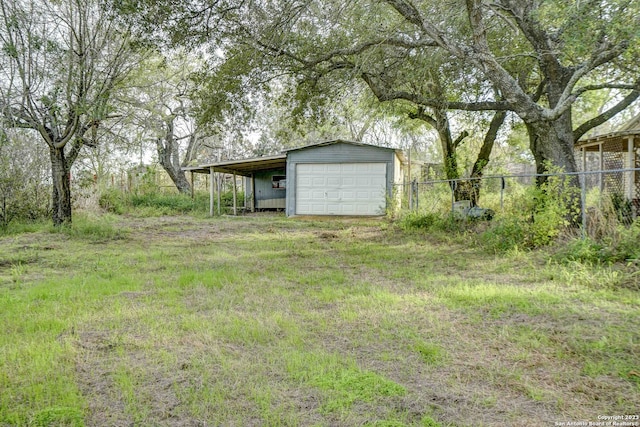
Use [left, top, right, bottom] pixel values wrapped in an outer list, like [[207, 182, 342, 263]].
[[0, 214, 638, 426]]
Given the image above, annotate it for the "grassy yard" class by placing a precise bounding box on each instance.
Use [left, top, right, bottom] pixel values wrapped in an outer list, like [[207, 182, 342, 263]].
[[0, 214, 638, 426]]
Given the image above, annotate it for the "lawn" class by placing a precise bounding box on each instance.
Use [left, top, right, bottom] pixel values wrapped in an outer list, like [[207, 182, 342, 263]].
[[0, 214, 638, 426]]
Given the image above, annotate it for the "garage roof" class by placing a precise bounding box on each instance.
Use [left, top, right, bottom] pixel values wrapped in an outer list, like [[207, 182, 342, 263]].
[[284, 139, 407, 163]]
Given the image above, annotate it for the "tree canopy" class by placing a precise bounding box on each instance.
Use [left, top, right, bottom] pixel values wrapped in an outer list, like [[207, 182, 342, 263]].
[[224, 0, 640, 175]]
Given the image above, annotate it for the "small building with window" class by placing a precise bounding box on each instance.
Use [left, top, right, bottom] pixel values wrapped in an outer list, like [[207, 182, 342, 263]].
[[184, 140, 405, 216]]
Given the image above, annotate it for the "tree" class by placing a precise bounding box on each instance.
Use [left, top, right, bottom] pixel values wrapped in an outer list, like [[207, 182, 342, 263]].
[[0, 0, 136, 225], [390, 0, 639, 176], [116, 51, 238, 194], [231, 0, 639, 179]]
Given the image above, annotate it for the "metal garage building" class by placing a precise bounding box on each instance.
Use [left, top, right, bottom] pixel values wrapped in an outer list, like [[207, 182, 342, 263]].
[[284, 141, 404, 216], [184, 140, 405, 217]]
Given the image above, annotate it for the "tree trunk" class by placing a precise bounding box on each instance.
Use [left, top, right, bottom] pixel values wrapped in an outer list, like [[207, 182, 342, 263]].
[[526, 112, 578, 179], [526, 113, 582, 224], [464, 110, 507, 206], [156, 128, 192, 195], [166, 166, 192, 194], [50, 146, 72, 226]]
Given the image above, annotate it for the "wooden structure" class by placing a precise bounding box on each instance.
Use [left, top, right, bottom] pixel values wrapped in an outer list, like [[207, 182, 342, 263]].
[[575, 114, 640, 215]]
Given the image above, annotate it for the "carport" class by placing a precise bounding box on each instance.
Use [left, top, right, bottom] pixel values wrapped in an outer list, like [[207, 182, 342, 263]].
[[183, 154, 286, 216], [575, 114, 640, 214], [185, 140, 405, 217]]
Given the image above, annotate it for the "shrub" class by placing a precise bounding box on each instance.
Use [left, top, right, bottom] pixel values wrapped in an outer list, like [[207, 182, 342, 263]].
[[557, 220, 640, 264], [49, 213, 125, 241], [397, 211, 462, 234], [98, 189, 126, 214], [0, 131, 50, 230], [481, 167, 580, 252], [480, 217, 528, 252], [97, 188, 243, 217]]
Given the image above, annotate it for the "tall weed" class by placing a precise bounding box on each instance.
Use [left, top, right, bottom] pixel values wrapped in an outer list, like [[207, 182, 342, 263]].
[[481, 167, 580, 252], [98, 189, 231, 216], [49, 213, 126, 241], [556, 220, 640, 265]]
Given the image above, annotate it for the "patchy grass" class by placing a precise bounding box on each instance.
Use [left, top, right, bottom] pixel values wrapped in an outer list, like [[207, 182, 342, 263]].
[[0, 214, 638, 426]]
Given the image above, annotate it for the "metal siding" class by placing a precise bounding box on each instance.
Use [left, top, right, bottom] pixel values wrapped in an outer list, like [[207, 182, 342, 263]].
[[252, 170, 286, 202], [286, 142, 400, 216], [287, 142, 392, 164]]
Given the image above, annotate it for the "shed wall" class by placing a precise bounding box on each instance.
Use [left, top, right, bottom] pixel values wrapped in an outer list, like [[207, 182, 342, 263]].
[[245, 169, 286, 209], [286, 143, 400, 216]]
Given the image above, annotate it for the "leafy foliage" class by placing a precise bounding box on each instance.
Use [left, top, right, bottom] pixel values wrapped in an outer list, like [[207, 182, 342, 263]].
[[397, 211, 460, 234], [556, 220, 640, 265], [0, 131, 50, 231], [481, 167, 580, 251]]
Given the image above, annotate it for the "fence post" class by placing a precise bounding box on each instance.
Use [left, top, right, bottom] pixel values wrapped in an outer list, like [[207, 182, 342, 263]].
[[408, 181, 413, 211], [500, 176, 505, 212], [580, 172, 587, 239], [414, 180, 419, 211], [450, 180, 456, 218]]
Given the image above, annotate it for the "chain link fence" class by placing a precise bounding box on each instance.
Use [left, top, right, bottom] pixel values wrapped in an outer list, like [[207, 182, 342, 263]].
[[398, 168, 640, 233]]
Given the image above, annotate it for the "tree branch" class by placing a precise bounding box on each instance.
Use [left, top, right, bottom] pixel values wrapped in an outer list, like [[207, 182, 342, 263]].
[[453, 130, 470, 149], [65, 138, 85, 170], [573, 89, 640, 141], [361, 72, 511, 111], [408, 106, 437, 128]]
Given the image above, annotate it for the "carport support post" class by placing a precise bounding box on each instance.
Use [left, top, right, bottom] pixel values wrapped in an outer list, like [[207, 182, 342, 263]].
[[209, 167, 214, 216], [232, 173, 237, 215], [628, 137, 635, 200], [217, 173, 222, 216], [190, 171, 195, 200], [250, 173, 255, 212]]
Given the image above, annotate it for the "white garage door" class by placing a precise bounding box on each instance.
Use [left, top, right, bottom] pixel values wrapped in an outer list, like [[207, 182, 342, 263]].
[[295, 163, 387, 215]]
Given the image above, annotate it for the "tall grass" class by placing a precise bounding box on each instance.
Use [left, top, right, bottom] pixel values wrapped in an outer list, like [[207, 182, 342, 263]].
[[398, 174, 640, 268], [99, 189, 210, 216]]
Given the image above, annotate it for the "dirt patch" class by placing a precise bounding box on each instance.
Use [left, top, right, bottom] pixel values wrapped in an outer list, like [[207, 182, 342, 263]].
[[71, 329, 202, 427]]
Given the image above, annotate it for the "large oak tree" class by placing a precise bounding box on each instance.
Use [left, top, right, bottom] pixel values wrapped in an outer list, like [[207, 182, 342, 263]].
[[228, 0, 639, 178], [117, 0, 640, 183]]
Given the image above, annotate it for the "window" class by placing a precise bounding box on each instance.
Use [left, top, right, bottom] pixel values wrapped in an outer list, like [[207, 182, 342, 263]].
[[272, 175, 286, 189]]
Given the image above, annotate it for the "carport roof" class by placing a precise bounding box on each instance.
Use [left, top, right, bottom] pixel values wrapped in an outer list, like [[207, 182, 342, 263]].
[[575, 113, 640, 152], [182, 154, 287, 176]]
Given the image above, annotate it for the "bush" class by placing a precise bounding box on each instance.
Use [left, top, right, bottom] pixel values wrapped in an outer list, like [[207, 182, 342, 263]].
[[397, 211, 463, 234], [98, 189, 126, 214], [556, 220, 640, 264], [49, 213, 125, 241], [481, 168, 580, 252], [480, 217, 528, 252], [0, 131, 51, 230]]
